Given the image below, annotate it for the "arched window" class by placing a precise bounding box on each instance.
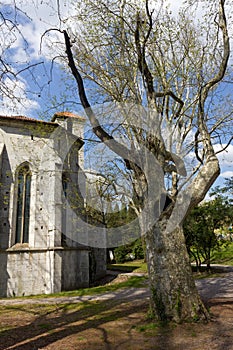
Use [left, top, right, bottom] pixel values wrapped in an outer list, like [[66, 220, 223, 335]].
[[15, 164, 31, 244]]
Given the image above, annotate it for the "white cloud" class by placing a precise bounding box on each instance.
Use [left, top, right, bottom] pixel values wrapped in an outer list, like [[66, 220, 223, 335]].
[[220, 171, 233, 178], [1, 0, 71, 60], [0, 0, 72, 117], [215, 144, 233, 167], [0, 0, 232, 119], [0, 77, 39, 115]]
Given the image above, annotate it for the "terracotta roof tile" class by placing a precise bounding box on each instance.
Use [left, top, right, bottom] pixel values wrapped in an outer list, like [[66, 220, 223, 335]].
[[0, 112, 86, 125], [0, 115, 57, 125], [52, 111, 86, 122]]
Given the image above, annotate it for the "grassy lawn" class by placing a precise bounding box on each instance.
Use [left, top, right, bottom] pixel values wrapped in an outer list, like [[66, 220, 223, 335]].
[[107, 259, 147, 273], [189, 242, 233, 267], [108, 241, 233, 274], [0, 275, 147, 302], [210, 242, 233, 265], [108, 259, 227, 279]]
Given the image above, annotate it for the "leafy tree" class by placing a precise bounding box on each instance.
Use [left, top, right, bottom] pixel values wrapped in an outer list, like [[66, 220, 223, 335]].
[[210, 177, 233, 202], [184, 196, 232, 269], [114, 238, 144, 263], [37, 0, 233, 322]]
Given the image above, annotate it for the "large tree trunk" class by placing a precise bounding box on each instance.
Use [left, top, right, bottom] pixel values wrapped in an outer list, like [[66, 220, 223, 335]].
[[143, 156, 220, 322], [145, 222, 209, 322], [62, 0, 228, 321]]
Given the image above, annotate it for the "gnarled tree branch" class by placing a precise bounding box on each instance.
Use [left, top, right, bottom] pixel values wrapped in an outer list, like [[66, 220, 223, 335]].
[[63, 29, 141, 172]]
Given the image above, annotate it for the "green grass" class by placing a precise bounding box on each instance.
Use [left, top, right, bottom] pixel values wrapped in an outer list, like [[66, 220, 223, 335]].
[[136, 322, 159, 333], [109, 242, 233, 273], [190, 242, 233, 266], [0, 275, 147, 302], [192, 269, 226, 279], [52, 275, 147, 297], [108, 259, 148, 273], [210, 242, 233, 265], [109, 255, 229, 281]]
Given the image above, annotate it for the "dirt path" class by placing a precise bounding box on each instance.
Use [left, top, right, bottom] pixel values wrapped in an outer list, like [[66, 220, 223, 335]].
[[1, 267, 233, 350], [0, 287, 150, 306], [196, 268, 233, 301]]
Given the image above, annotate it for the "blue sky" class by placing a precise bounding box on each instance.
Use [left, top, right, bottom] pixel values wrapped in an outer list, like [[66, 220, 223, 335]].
[[0, 1, 78, 118], [0, 0, 232, 187]]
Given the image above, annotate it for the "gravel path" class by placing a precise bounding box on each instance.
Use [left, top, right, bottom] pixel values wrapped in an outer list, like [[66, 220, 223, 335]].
[[0, 287, 150, 306], [195, 265, 233, 302], [0, 265, 233, 306]]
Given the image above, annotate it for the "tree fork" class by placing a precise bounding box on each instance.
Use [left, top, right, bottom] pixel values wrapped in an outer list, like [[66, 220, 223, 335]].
[[63, 26, 211, 324]]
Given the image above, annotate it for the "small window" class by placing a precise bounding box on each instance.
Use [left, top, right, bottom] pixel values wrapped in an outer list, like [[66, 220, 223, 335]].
[[15, 164, 31, 244]]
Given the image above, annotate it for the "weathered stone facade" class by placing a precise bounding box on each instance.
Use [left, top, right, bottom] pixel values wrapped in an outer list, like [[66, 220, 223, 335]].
[[0, 112, 106, 297]]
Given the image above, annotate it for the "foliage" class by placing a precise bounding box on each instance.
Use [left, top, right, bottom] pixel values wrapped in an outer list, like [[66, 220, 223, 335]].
[[0, 0, 232, 323], [210, 241, 233, 265], [114, 238, 144, 263], [132, 239, 145, 260], [114, 245, 130, 263], [62, 0, 232, 322], [210, 177, 233, 203], [184, 196, 232, 268]]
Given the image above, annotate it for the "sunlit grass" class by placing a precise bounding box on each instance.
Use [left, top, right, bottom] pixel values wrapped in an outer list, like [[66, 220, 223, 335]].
[[0, 275, 147, 302], [210, 242, 233, 265], [108, 259, 147, 273]]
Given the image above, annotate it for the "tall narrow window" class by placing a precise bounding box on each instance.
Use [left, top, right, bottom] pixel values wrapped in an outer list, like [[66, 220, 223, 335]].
[[15, 164, 31, 244]]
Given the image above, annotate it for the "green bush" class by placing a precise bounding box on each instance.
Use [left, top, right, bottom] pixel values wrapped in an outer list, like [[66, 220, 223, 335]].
[[132, 239, 145, 260], [114, 239, 145, 263], [114, 245, 130, 263]]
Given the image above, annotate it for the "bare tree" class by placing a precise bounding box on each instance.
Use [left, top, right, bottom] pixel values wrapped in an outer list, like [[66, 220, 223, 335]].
[[59, 0, 232, 322], [0, 5, 46, 112]]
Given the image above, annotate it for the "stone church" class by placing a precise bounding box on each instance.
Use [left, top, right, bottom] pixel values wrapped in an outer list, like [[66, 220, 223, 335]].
[[0, 112, 106, 297]]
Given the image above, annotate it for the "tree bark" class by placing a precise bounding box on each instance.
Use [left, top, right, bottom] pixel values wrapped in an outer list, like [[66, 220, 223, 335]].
[[143, 155, 219, 322], [145, 222, 209, 322], [62, 0, 229, 322]]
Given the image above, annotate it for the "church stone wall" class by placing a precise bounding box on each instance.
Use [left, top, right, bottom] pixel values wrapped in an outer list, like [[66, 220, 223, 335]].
[[61, 248, 89, 291], [0, 114, 106, 298], [0, 249, 56, 297]]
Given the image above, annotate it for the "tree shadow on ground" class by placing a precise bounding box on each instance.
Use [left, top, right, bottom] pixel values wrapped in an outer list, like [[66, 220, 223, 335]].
[[0, 296, 151, 350], [205, 299, 233, 350], [1, 294, 233, 349], [196, 272, 233, 302]]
